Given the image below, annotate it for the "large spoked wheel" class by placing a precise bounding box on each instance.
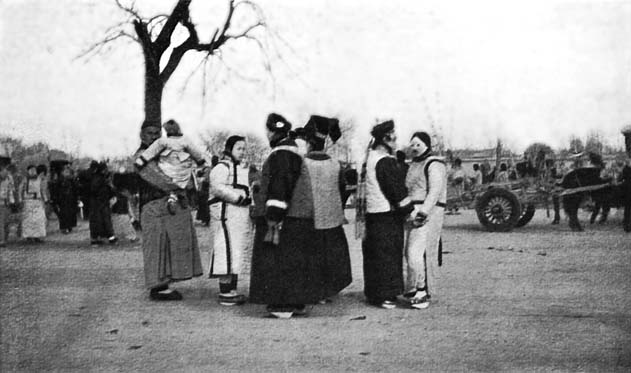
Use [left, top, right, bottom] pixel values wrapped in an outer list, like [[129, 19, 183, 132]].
[[515, 203, 536, 228], [475, 188, 522, 232]]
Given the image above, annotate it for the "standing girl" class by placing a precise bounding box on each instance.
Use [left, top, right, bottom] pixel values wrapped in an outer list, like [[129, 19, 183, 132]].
[[208, 136, 254, 306]]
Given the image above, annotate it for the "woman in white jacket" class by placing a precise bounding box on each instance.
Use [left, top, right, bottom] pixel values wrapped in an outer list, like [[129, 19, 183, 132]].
[[208, 136, 254, 306]]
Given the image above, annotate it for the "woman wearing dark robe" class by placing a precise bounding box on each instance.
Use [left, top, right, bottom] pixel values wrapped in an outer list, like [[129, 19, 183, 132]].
[[88, 162, 116, 245], [249, 113, 331, 318], [135, 122, 203, 301], [52, 165, 78, 233], [361, 120, 414, 309]]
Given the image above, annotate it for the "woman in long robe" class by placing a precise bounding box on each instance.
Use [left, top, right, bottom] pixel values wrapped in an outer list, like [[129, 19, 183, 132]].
[[19, 165, 48, 242], [51, 166, 78, 233], [249, 113, 330, 318], [296, 115, 351, 301], [207, 136, 253, 306], [136, 122, 203, 301], [361, 121, 413, 309], [88, 162, 116, 244]]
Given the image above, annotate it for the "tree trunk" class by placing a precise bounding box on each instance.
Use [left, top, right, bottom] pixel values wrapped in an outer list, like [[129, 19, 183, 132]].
[[144, 68, 163, 127]]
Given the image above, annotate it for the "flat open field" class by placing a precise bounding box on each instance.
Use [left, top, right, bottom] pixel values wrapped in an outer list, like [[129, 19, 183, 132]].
[[1, 209, 630, 372]]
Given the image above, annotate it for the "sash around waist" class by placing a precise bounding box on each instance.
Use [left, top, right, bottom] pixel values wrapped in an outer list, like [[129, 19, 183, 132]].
[[412, 200, 446, 208]]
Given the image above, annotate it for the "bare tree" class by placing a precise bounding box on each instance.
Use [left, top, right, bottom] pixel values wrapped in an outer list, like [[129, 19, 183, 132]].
[[81, 0, 269, 129], [585, 131, 604, 155], [325, 119, 356, 164]]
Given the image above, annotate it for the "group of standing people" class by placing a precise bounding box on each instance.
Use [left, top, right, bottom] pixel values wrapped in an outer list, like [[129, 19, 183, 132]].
[[0, 164, 51, 246], [0, 157, 141, 247], [136, 115, 447, 318]]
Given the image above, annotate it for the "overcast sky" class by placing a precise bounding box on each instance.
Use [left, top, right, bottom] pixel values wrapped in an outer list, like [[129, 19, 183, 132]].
[[1, 0, 631, 158]]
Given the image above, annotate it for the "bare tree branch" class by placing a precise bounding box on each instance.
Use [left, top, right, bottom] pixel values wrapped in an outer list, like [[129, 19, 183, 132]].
[[114, 0, 141, 20], [154, 0, 192, 58], [75, 30, 137, 61]]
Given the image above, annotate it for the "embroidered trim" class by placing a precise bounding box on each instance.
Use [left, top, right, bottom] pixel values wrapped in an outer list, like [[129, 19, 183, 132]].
[[270, 145, 301, 156], [397, 196, 412, 207], [266, 199, 288, 209]]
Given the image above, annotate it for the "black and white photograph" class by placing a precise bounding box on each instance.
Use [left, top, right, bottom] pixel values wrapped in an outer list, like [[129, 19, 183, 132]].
[[1, 0, 630, 371]]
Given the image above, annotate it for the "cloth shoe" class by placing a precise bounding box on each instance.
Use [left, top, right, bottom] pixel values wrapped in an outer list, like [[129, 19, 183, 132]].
[[149, 288, 182, 301], [218, 291, 246, 306]]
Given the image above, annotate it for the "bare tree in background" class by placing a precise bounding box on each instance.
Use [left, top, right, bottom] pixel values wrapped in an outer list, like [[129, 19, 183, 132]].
[[200, 129, 268, 167], [325, 119, 356, 164], [81, 0, 270, 130]]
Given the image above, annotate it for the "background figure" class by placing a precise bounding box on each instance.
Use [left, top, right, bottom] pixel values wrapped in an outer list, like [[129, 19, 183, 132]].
[[88, 162, 116, 245], [480, 159, 491, 183], [472, 164, 483, 186], [19, 165, 48, 242], [496, 163, 509, 182], [110, 187, 138, 242], [51, 165, 79, 233], [7, 164, 23, 239], [36, 165, 52, 219], [544, 159, 562, 225], [621, 126, 631, 232], [0, 164, 16, 247]]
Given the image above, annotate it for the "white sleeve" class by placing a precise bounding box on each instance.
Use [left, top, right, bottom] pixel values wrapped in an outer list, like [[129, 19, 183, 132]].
[[420, 161, 447, 215], [209, 164, 243, 204]]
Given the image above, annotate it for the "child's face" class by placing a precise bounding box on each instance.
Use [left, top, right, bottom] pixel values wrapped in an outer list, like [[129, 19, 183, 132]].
[[409, 136, 427, 157], [232, 141, 246, 162]]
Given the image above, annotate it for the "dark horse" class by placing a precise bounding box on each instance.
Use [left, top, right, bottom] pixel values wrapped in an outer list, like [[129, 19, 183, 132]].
[[560, 168, 620, 231]]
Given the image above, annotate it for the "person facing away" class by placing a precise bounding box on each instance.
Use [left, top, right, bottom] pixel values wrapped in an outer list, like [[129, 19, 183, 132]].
[[135, 119, 207, 213]]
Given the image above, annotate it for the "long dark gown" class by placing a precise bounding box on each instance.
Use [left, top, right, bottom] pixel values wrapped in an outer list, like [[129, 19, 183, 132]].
[[249, 138, 335, 306], [52, 177, 78, 231], [362, 156, 413, 303]]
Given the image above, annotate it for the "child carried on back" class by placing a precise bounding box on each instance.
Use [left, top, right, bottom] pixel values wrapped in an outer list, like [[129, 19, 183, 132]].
[[135, 119, 207, 213]]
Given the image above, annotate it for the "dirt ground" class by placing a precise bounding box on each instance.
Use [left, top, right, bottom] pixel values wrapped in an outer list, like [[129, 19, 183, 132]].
[[1, 208, 630, 372]]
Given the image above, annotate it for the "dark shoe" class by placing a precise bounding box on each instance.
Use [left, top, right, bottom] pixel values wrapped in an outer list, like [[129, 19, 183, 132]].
[[149, 289, 182, 301], [292, 304, 307, 316], [368, 298, 396, 309], [551, 219, 559, 225], [108, 236, 118, 244]]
